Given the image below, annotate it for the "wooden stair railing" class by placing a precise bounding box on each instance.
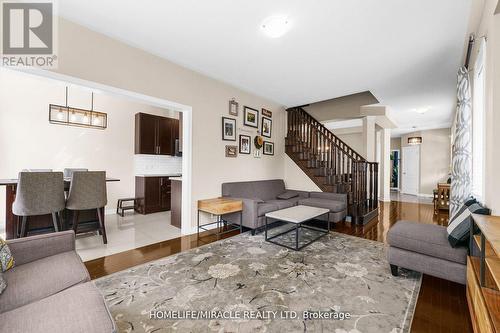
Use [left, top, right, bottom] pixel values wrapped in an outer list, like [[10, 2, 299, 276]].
[[285, 107, 379, 224]]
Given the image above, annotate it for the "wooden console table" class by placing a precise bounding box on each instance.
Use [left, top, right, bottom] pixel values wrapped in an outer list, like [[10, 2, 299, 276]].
[[197, 198, 242, 239], [468, 213, 500, 332]]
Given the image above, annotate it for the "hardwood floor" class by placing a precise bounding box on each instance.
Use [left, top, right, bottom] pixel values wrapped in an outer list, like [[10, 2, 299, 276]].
[[85, 200, 471, 333]]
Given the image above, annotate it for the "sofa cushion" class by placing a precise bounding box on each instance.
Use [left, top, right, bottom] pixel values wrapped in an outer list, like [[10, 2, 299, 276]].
[[0, 273, 5, 295], [388, 221, 467, 265], [0, 237, 14, 272], [0, 251, 90, 313], [298, 198, 346, 213], [257, 202, 279, 217], [265, 199, 295, 210], [447, 201, 491, 248], [276, 191, 299, 200], [0, 282, 116, 333]]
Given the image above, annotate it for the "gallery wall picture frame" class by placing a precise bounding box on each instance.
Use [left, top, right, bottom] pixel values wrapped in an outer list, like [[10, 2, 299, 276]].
[[263, 141, 274, 156], [262, 108, 272, 118], [243, 106, 259, 128], [239, 135, 251, 154], [261, 117, 272, 138], [222, 117, 236, 141], [229, 99, 239, 116], [253, 149, 261, 158], [225, 145, 238, 157]]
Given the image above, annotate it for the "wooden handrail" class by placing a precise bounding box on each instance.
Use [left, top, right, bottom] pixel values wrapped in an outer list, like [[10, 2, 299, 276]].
[[286, 107, 365, 162]]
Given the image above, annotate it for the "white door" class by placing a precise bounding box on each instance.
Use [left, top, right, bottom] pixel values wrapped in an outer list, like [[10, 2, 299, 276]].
[[402, 145, 420, 195]]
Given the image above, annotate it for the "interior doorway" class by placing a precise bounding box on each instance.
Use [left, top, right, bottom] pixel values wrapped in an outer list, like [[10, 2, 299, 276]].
[[390, 149, 400, 190], [401, 145, 420, 195]]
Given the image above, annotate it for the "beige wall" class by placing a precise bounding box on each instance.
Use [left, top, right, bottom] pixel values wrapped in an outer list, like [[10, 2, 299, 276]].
[[4, 18, 287, 232], [283, 155, 321, 192], [400, 128, 451, 195], [303, 91, 379, 122], [0, 69, 181, 223], [468, 0, 500, 214], [336, 133, 365, 157], [391, 138, 401, 151]]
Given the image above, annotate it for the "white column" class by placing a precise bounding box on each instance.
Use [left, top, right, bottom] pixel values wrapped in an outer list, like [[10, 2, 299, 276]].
[[379, 128, 391, 202], [362, 116, 376, 161]]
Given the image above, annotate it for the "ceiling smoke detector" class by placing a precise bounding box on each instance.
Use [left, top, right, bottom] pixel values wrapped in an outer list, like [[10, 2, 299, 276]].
[[261, 15, 291, 38]]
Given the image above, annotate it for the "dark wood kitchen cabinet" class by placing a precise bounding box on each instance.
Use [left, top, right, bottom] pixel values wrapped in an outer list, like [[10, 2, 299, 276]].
[[135, 176, 171, 214], [135, 113, 179, 155]]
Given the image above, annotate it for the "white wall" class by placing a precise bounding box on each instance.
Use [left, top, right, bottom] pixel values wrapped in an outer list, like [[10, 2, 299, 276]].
[[0, 69, 180, 221], [41, 18, 286, 232]]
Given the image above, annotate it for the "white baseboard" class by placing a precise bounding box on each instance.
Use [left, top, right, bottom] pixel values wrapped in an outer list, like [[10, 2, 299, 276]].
[[418, 193, 434, 198]]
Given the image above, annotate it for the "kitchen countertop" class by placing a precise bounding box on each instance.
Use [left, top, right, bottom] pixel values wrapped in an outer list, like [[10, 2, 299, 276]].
[[169, 177, 182, 181], [135, 174, 182, 178]]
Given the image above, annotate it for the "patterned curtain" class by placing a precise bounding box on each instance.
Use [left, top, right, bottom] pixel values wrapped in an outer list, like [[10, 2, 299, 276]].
[[450, 66, 472, 216]]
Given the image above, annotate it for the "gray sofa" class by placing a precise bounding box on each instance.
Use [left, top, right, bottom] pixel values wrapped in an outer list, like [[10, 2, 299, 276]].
[[222, 179, 347, 233], [387, 221, 467, 285], [0, 231, 116, 332]]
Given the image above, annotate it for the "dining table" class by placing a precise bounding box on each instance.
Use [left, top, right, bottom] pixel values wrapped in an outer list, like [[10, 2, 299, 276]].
[[0, 177, 120, 239]]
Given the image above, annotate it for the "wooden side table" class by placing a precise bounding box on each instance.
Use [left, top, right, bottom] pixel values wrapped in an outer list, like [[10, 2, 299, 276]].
[[197, 197, 243, 239]]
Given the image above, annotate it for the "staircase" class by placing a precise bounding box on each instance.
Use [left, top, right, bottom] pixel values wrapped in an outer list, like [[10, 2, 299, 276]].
[[285, 107, 379, 224]]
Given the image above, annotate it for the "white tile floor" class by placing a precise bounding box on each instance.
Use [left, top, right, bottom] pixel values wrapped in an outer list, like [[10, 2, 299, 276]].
[[75, 211, 181, 262]]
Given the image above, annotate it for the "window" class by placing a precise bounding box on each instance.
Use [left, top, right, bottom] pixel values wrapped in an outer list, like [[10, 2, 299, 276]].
[[472, 39, 486, 200]]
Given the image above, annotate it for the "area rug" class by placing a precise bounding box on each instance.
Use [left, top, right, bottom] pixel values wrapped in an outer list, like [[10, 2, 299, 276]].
[[95, 231, 421, 333]]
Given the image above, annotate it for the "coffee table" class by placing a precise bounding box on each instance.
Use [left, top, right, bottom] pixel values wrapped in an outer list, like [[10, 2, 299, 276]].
[[265, 205, 330, 251]]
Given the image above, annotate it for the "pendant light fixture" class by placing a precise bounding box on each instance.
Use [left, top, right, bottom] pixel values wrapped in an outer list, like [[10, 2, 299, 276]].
[[49, 87, 107, 129]]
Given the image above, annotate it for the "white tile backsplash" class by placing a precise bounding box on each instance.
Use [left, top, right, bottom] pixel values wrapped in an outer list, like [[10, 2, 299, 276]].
[[134, 155, 182, 175]]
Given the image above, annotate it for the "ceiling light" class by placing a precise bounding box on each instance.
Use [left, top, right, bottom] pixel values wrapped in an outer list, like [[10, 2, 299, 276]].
[[408, 136, 422, 145], [414, 107, 429, 114], [261, 15, 291, 38]]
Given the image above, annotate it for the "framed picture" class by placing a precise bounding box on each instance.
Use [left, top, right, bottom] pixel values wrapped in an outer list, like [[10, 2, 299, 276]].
[[225, 145, 238, 157], [229, 99, 239, 116], [222, 117, 236, 141], [262, 108, 272, 118], [243, 106, 259, 128], [263, 141, 274, 155], [253, 149, 261, 158], [239, 135, 251, 154], [261, 117, 272, 138]]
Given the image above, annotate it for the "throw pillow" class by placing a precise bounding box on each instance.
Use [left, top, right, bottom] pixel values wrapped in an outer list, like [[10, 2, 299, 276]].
[[0, 238, 14, 272], [276, 191, 299, 200], [0, 273, 6, 295], [447, 201, 490, 248]]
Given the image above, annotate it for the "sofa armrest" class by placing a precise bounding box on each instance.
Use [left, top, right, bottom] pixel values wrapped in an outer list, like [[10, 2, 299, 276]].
[[309, 191, 347, 205], [6, 230, 76, 266], [223, 197, 263, 228]]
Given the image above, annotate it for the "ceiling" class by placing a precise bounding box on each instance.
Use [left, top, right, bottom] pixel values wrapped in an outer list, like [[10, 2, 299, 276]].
[[59, 0, 472, 135]]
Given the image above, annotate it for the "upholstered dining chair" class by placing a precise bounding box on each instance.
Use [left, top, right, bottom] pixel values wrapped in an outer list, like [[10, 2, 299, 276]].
[[63, 168, 88, 178], [12, 172, 65, 237], [66, 171, 108, 244]]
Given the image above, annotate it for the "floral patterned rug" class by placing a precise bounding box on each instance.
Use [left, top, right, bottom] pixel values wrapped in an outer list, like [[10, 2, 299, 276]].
[[95, 230, 421, 333]]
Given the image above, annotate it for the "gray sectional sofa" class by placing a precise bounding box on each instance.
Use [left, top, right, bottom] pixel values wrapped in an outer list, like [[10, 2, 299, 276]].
[[222, 179, 347, 233], [0, 231, 115, 333]]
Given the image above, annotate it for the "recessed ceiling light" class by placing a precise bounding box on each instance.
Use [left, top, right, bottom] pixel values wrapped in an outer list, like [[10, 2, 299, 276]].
[[261, 15, 291, 38]]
